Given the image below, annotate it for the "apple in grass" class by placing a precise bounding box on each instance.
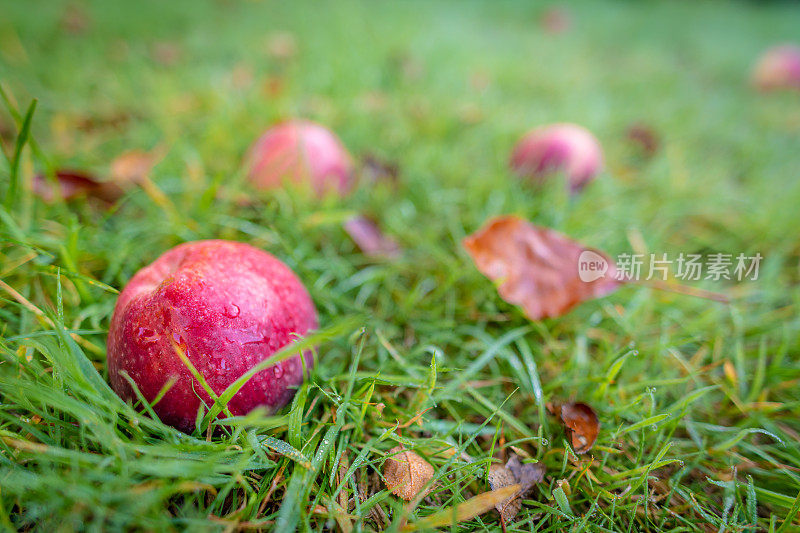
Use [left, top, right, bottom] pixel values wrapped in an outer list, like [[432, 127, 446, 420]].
[[751, 44, 800, 92], [107, 240, 317, 432], [510, 123, 603, 193], [245, 119, 354, 197]]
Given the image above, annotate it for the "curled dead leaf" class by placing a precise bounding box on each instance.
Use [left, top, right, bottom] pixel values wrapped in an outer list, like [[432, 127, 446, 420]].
[[383, 446, 434, 501], [626, 123, 659, 157], [463, 215, 622, 320], [551, 402, 600, 454], [361, 153, 399, 185], [110, 149, 161, 185], [32, 170, 124, 204], [34, 148, 163, 205], [344, 215, 401, 259], [487, 454, 545, 523]]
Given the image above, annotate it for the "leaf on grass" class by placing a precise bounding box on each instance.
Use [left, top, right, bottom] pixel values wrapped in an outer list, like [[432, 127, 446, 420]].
[[402, 484, 520, 531], [33, 170, 102, 202], [110, 149, 160, 185], [344, 215, 401, 259], [487, 454, 545, 522], [383, 446, 434, 501], [551, 402, 600, 454], [361, 153, 399, 185], [463, 215, 622, 320], [626, 123, 659, 157]]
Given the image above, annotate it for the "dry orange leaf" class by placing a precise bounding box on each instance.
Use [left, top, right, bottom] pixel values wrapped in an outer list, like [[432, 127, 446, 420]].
[[383, 446, 434, 501], [110, 149, 161, 186], [463, 215, 622, 320], [552, 402, 600, 454]]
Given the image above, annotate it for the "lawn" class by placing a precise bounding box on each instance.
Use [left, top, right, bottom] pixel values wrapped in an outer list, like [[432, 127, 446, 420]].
[[2, 0, 800, 531]]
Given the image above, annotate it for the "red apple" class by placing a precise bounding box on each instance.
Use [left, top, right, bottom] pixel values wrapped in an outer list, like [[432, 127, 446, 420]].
[[510, 123, 603, 193], [245, 119, 354, 197], [752, 44, 800, 92], [107, 240, 318, 432]]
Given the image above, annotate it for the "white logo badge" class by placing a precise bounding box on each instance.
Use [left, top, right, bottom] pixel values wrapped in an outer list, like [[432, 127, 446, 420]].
[[578, 250, 609, 282]]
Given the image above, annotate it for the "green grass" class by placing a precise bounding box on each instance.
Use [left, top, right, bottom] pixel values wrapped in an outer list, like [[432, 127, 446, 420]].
[[2, 0, 800, 531]]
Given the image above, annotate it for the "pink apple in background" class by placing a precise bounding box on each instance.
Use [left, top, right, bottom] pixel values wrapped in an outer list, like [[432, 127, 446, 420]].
[[752, 45, 800, 92], [510, 123, 603, 193], [107, 240, 318, 433], [245, 119, 354, 197]]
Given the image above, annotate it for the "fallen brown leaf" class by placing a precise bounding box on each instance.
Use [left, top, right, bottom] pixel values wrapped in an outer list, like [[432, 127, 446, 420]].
[[344, 215, 401, 259], [487, 454, 545, 522], [110, 149, 161, 185], [551, 402, 600, 454], [33, 148, 163, 205], [75, 111, 132, 133], [32, 170, 124, 204], [361, 153, 399, 185], [626, 123, 659, 157], [383, 446, 434, 501], [463, 215, 622, 320]]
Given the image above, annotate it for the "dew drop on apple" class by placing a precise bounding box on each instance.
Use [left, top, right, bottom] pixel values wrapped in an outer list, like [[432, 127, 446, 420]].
[[223, 304, 240, 319], [272, 365, 284, 378], [135, 327, 157, 346]]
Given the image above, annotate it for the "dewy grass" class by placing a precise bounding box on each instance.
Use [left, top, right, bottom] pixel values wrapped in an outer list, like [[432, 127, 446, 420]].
[[2, 0, 800, 531]]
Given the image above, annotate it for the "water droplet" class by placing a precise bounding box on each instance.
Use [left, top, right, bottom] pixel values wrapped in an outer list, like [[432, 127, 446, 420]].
[[223, 304, 240, 319], [272, 365, 284, 378], [650, 425, 658, 431], [136, 327, 159, 344]]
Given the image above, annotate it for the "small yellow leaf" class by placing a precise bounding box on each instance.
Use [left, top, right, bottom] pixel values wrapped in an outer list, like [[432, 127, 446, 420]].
[[402, 484, 521, 531]]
